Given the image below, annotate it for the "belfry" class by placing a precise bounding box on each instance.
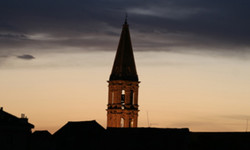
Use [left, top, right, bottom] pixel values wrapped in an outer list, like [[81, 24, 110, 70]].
[[107, 19, 140, 128]]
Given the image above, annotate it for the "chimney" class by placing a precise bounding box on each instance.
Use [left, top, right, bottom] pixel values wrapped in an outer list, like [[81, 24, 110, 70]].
[[0, 107, 3, 111], [21, 113, 26, 118], [20, 113, 28, 123]]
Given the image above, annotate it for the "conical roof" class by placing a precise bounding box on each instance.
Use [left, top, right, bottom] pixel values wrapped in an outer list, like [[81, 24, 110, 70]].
[[109, 20, 138, 81]]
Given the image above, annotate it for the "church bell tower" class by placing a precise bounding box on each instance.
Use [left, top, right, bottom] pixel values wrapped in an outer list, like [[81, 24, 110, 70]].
[[107, 19, 140, 128]]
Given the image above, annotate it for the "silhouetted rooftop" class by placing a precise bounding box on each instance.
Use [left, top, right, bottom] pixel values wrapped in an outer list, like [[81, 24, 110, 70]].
[[53, 120, 107, 150], [53, 120, 105, 136], [0, 107, 34, 128]]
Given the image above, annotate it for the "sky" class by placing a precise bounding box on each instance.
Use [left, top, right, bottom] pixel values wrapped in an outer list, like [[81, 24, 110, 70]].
[[1, 0, 250, 133]]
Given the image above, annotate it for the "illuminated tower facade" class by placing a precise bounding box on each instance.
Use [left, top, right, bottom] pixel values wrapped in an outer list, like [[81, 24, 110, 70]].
[[107, 20, 140, 128]]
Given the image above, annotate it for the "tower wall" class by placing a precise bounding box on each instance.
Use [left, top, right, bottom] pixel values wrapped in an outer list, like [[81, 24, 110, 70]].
[[107, 80, 139, 128]]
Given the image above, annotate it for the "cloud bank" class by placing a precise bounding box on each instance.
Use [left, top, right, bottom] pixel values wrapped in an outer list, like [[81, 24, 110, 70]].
[[0, 0, 250, 60]]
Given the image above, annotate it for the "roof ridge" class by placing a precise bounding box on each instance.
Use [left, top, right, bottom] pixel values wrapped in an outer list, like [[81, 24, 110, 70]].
[[67, 120, 96, 123]]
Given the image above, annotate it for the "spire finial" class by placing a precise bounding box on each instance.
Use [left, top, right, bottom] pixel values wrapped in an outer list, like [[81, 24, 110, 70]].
[[125, 13, 128, 24]]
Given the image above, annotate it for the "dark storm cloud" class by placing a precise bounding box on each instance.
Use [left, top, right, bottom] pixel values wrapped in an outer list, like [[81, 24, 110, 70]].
[[17, 54, 35, 60], [0, 0, 250, 58]]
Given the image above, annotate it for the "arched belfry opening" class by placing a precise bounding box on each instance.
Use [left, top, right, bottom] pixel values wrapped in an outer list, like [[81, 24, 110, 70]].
[[121, 118, 125, 127], [107, 19, 140, 128]]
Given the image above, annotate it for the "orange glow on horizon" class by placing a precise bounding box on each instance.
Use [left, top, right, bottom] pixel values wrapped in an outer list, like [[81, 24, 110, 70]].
[[1, 51, 250, 133]]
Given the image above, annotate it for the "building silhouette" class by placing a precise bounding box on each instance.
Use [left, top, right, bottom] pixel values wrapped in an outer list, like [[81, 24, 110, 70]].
[[30, 130, 53, 150], [53, 121, 107, 150], [0, 107, 34, 150], [107, 19, 140, 128]]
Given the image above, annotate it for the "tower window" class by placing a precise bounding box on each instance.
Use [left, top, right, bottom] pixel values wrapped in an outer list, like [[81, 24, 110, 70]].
[[121, 90, 125, 105], [129, 119, 134, 127]]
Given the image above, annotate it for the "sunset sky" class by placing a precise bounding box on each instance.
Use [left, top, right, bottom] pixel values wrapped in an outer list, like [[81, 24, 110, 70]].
[[1, 0, 250, 133]]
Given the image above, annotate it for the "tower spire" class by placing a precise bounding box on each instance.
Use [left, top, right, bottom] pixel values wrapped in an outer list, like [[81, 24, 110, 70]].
[[109, 18, 138, 81]]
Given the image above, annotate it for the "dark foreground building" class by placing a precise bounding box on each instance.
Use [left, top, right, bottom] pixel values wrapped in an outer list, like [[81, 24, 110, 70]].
[[51, 120, 189, 150], [53, 120, 107, 150], [30, 130, 53, 150], [190, 132, 250, 150], [0, 107, 34, 150], [107, 127, 190, 150], [36, 120, 250, 150], [1, 109, 250, 150], [51, 121, 250, 150]]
